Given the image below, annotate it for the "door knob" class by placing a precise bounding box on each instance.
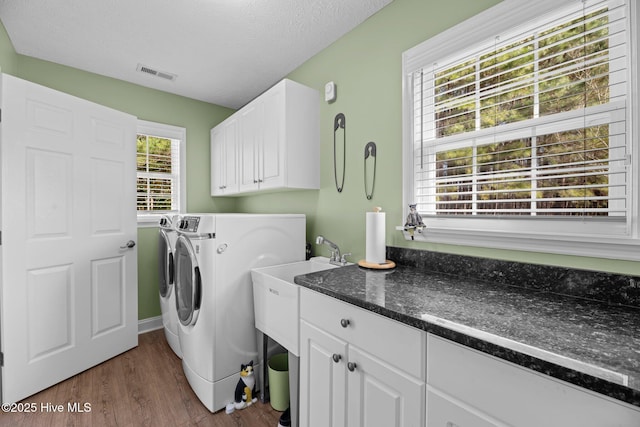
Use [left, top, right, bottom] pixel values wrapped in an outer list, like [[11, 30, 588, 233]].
[[332, 354, 342, 363], [120, 240, 136, 249], [347, 362, 357, 372]]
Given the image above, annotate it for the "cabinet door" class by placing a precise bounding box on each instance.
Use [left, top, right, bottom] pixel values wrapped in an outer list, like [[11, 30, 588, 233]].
[[210, 118, 238, 195], [300, 320, 348, 427], [427, 334, 640, 427], [348, 346, 425, 427], [239, 100, 262, 192], [222, 118, 238, 193], [260, 81, 285, 189], [210, 126, 224, 195]]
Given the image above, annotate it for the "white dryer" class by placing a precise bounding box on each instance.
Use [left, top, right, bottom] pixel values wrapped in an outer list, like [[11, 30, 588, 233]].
[[174, 213, 305, 412], [158, 214, 182, 358]]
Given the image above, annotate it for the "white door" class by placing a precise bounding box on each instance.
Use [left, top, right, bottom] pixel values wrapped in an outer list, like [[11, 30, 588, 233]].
[[0, 74, 138, 403]]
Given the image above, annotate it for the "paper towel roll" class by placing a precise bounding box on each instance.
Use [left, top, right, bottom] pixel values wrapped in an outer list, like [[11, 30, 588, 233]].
[[365, 211, 386, 264]]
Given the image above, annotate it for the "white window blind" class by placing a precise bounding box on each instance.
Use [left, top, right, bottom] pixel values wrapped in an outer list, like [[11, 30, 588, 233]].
[[402, 0, 640, 258], [412, 0, 627, 220], [136, 121, 185, 220]]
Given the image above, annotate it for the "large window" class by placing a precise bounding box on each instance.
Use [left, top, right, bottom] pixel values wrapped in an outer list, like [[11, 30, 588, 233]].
[[136, 120, 185, 225], [402, 0, 640, 259]]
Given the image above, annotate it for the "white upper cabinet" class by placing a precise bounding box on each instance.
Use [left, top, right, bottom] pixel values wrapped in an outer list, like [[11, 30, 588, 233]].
[[211, 79, 319, 196], [210, 115, 239, 195]]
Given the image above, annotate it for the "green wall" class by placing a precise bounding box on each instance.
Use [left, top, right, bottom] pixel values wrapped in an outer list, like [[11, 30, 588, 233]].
[[1, 0, 639, 322], [0, 25, 238, 320], [0, 20, 16, 75], [237, 0, 640, 276], [235, 0, 502, 252]]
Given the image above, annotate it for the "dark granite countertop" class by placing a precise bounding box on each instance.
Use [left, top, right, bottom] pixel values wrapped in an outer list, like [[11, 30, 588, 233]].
[[294, 263, 640, 407]]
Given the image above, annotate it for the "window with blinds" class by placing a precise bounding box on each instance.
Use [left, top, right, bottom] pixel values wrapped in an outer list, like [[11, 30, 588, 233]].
[[136, 121, 184, 218], [411, 0, 627, 220], [402, 0, 639, 257]]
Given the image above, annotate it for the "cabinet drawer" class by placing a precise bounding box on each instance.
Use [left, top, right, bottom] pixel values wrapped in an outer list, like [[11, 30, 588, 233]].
[[426, 388, 499, 427], [427, 334, 640, 427], [300, 288, 426, 380]]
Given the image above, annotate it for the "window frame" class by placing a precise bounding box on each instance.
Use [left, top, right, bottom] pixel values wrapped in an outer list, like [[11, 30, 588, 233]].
[[136, 120, 186, 227], [401, 0, 640, 260]]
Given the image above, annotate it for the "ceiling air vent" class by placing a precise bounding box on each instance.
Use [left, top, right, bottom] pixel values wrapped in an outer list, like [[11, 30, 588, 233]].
[[136, 64, 177, 82]]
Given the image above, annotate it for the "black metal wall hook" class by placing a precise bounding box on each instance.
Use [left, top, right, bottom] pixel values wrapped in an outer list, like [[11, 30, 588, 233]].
[[334, 113, 345, 131], [333, 113, 346, 193], [364, 141, 377, 200]]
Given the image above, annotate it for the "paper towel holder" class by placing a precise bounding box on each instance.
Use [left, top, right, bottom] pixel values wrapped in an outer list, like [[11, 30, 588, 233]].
[[357, 259, 396, 269]]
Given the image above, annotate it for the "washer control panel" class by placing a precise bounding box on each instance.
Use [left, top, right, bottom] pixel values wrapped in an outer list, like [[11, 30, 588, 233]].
[[178, 216, 200, 232]]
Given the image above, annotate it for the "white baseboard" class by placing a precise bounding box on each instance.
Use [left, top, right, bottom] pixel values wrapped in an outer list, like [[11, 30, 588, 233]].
[[138, 315, 163, 334]]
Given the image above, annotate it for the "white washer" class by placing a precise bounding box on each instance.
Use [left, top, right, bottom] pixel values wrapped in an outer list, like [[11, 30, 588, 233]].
[[174, 213, 305, 412], [158, 214, 182, 358]]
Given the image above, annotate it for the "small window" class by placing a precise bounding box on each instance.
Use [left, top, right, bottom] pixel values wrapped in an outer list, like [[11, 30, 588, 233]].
[[402, 0, 639, 259], [136, 120, 185, 225]]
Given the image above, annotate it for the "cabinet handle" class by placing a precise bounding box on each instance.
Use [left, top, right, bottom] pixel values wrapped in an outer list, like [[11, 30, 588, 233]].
[[253, 179, 258, 184], [347, 362, 357, 372], [340, 318, 350, 328], [332, 354, 342, 363]]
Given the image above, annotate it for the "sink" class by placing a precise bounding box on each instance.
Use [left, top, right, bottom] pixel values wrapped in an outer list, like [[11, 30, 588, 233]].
[[251, 257, 341, 356]]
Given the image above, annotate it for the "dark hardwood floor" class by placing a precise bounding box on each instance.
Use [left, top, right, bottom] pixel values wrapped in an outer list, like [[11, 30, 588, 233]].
[[0, 329, 283, 427]]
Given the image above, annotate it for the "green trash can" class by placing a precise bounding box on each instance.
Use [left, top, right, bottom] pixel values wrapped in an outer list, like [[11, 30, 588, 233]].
[[268, 353, 289, 411]]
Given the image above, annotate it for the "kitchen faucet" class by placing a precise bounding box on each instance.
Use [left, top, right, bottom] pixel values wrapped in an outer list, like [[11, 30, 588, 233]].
[[315, 235, 350, 266]]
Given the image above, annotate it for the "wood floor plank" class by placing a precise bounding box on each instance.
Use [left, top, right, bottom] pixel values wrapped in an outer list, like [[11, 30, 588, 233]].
[[0, 329, 284, 427]]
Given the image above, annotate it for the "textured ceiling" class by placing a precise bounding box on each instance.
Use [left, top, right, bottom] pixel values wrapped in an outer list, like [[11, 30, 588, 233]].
[[0, 0, 392, 109]]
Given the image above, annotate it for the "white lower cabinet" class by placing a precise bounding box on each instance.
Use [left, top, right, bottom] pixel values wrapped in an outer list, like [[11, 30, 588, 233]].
[[299, 288, 426, 427], [426, 334, 640, 427], [298, 290, 640, 427]]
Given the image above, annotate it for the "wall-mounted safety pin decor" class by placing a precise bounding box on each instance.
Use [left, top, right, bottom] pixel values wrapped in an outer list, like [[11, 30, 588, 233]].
[[333, 113, 346, 193], [364, 141, 377, 200]]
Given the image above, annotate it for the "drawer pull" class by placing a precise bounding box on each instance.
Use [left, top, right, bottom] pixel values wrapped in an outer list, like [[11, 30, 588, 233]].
[[332, 354, 342, 363], [340, 318, 350, 328], [347, 362, 357, 372]]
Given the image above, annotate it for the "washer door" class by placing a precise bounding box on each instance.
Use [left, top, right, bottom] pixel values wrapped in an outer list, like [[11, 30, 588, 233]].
[[174, 235, 201, 326], [158, 229, 174, 299]]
